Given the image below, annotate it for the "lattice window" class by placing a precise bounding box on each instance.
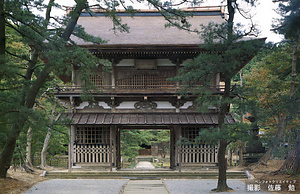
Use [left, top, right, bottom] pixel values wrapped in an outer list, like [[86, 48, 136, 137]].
[[181, 127, 201, 143], [116, 74, 173, 88], [76, 127, 110, 144], [89, 73, 103, 86]]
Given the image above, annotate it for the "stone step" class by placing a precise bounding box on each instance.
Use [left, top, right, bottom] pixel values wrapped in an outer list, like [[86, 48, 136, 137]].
[[45, 171, 248, 179]]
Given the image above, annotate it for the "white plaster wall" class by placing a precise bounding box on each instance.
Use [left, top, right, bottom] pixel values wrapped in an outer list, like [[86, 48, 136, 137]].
[[76, 101, 111, 109], [116, 59, 134, 66], [116, 101, 176, 109], [157, 59, 173, 66], [181, 101, 193, 109], [77, 101, 89, 109], [116, 101, 136, 109]]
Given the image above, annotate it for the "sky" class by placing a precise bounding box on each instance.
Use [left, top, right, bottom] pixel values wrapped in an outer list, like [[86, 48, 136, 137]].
[[49, 0, 283, 43]]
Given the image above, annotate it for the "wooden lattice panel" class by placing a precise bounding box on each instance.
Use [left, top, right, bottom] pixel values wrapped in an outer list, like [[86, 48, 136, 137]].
[[76, 127, 110, 144], [180, 144, 218, 163], [181, 127, 201, 142], [116, 74, 173, 89], [180, 127, 218, 163], [74, 144, 110, 163], [89, 73, 103, 86]]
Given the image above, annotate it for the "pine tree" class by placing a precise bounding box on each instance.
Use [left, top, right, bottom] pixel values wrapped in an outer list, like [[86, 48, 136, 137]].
[[175, 0, 264, 191], [0, 0, 202, 178], [272, 0, 300, 175]]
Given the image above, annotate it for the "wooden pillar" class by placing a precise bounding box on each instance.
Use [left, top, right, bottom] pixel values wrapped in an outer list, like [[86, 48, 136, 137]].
[[116, 128, 121, 169], [71, 125, 75, 165], [170, 127, 175, 169], [175, 60, 181, 88], [112, 126, 117, 168], [174, 125, 182, 171], [109, 125, 114, 171], [68, 126, 71, 172], [68, 125, 75, 172], [178, 126, 182, 172], [215, 72, 220, 91], [111, 60, 116, 89], [68, 96, 76, 172], [71, 64, 75, 91]]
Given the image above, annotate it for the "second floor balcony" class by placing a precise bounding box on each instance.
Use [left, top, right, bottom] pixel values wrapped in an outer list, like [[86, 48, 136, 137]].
[[55, 60, 225, 96]]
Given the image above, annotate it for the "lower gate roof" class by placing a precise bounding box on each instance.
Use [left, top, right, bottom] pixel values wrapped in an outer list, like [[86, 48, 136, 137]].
[[57, 113, 237, 125]]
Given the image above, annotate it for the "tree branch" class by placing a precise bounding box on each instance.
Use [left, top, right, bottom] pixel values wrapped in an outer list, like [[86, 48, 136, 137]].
[[0, 110, 19, 118]]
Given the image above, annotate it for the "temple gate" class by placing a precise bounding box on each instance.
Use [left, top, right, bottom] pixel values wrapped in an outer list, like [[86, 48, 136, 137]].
[[54, 6, 244, 171]]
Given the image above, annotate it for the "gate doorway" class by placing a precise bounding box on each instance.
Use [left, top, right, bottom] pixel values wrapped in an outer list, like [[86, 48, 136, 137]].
[[116, 127, 176, 170]]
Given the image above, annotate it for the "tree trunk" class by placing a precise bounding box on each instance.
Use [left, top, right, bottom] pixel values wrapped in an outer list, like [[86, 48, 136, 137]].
[[239, 144, 244, 166], [228, 146, 233, 166], [0, 0, 5, 82], [291, 135, 300, 175], [40, 104, 56, 168], [214, 140, 231, 192], [0, 1, 87, 178], [275, 135, 300, 175], [275, 45, 298, 175], [40, 130, 51, 168], [253, 113, 286, 169], [290, 46, 297, 97], [0, 120, 26, 178], [25, 126, 33, 167], [213, 77, 232, 192]]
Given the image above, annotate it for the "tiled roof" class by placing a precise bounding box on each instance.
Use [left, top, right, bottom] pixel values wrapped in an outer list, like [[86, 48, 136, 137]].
[[57, 113, 236, 125], [72, 7, 226, 45]]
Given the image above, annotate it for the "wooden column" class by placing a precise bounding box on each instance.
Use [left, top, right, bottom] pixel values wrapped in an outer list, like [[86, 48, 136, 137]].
[[68, 126, 72, 172], [109, 125, 114, 171], [116, 128, 121, 169], [68, 125, 75, 172], [71, 125, 75, 165], [71, 64, 75, 91], [111, 60, 116, 89], [168, 127, 174, 169], [178, 126, 182, 172], [174, 125, 182, 171], [112, 126, 117, 168], [175, 59, 181, 88], [215, 72, 220, 91], [68, 96, 76, 172]]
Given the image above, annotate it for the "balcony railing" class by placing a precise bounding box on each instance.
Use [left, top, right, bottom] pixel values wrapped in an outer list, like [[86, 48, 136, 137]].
[[54, 84, 226, 94]]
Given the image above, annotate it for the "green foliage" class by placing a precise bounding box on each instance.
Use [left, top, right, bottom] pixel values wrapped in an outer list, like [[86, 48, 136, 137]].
[[193, 122, 253, 146], [241, 43, 300, 158], [121, 130, 169, 161], [243, 44, 299, 124], [274, 0, 300, 41]]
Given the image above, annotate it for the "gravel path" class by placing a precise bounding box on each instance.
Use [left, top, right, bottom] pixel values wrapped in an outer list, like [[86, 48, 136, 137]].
[[164, 179, 269, 194], [23, 179, 128, 194], [134, 161, 155, 170], [23, 178, 270, 194]]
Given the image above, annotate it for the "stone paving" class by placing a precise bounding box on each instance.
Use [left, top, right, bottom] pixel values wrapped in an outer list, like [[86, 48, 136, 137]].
[[122, 179, 168, 194], [23, 179, 270, 194], [164, 179, 269, 194], [23, 179, 128, 194], [134, 161, 155, 170], [23, 162, 269, 194]]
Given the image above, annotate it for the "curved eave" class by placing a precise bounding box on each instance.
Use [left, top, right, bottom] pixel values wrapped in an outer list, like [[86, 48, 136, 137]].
[[78, 44, 224, 60]]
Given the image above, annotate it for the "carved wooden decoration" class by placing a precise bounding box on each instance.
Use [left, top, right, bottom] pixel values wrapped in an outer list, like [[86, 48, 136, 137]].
[[84, 101, 104, 109], [134, 101, 157, 109]]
